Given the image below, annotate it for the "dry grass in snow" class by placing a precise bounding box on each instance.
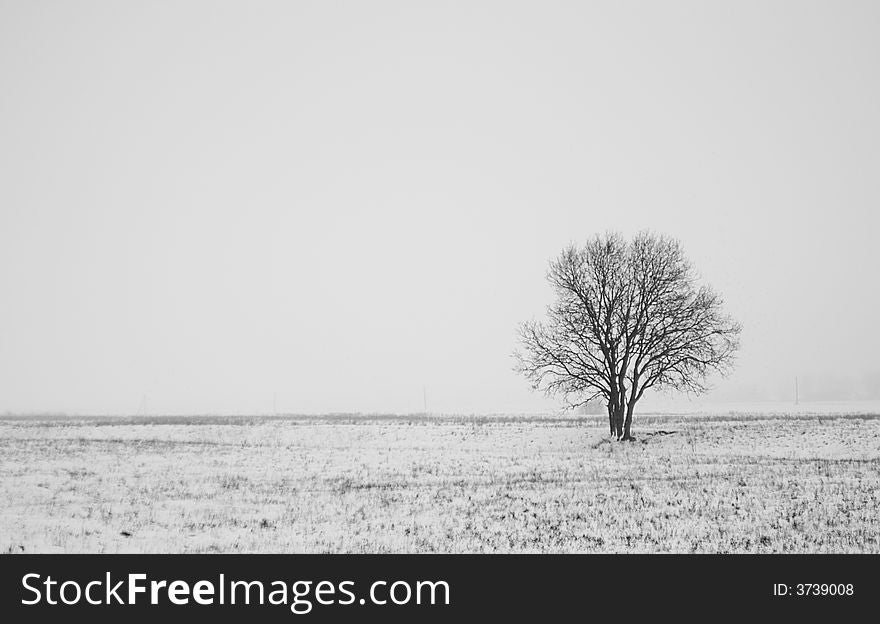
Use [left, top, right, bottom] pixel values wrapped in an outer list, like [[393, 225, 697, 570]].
[[1, 413, 878, 553]]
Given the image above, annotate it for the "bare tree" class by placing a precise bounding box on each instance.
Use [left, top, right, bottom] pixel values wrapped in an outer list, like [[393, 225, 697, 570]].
[[515, 232, 741, 440]]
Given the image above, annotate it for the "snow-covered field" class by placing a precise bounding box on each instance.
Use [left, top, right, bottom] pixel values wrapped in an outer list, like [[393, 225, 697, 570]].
[[2, 412, 879, 553]]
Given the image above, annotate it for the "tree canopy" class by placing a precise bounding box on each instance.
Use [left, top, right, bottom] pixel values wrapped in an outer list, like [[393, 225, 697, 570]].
[[516, 232, 741, 440]]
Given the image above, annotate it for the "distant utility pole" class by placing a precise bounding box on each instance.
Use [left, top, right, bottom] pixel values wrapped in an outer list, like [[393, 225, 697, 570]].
[[423, 386, 428, 414], [795, 377, 799, 405]]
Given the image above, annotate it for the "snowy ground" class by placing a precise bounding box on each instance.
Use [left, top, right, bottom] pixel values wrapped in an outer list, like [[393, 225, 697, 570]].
[[1, 412, 878, 553]]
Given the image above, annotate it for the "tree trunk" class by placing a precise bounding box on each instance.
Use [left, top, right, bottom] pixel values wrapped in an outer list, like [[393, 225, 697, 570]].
[[621, 402, 635, 441], [608, 390, 619, 438], [613, 404, 625, 440]]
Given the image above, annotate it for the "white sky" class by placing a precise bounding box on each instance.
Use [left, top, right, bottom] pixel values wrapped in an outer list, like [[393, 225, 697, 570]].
[[1, 1, 878, 415]]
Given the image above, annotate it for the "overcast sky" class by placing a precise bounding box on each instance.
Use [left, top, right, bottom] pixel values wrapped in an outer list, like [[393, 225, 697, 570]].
[[1, 1, 878, 415]]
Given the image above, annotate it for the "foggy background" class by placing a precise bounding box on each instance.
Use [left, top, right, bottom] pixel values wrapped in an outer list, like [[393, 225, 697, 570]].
[[1, 1, 878, 415]]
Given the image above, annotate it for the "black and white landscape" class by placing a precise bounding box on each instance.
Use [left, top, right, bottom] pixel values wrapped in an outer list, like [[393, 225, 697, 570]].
[[1, 2, 878, 553]]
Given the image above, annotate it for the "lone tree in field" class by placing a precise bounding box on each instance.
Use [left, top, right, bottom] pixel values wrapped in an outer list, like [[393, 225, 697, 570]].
[[515, 232, 741, 441]]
